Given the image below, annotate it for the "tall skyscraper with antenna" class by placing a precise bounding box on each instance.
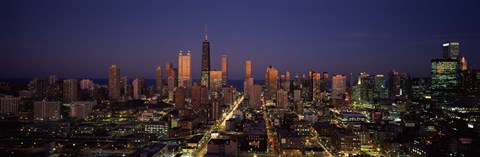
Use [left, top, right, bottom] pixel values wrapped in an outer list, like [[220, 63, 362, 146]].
[[201, 26, 211, 89]]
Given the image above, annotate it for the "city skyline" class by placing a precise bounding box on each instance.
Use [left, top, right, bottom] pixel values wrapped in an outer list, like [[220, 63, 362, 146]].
[[1, 1, 479, 156], [1, 0, 480, 79]]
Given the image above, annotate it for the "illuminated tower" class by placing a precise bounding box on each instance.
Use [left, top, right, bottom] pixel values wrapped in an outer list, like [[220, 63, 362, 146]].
[[431, 59, 458, 104], [201, 26, 211, 89], [246, 60, 252, 79], [178, 51, 191, 88], [265, 66, 279, 99], [244, 60, 253, 99], [108, 65, 121, 100], [221, 55, 228, 85]]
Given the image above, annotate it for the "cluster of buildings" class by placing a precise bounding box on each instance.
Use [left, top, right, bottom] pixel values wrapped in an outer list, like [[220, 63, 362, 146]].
[[0, 27, 479, 157]]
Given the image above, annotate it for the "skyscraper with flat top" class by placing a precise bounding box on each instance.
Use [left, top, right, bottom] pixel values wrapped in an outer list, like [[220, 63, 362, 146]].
[[178, 51, 191, 88], [443, 42, 459, 60], [332, 75, 346, 99], [265, 66, 278, 99], [156, 66, 163, 96], [246, 60, 252, 79], [63, 79, 78, 103], [222, 55, 228, 85], [108, 65, 121, 100], [201, 26, 211, 89]]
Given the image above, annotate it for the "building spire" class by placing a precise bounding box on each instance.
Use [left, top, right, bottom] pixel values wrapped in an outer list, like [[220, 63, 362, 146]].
[[204, 24, 208, 41]]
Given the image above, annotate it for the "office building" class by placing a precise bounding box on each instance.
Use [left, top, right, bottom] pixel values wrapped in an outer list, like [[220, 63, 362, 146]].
[[63, 79, 78, 103], [178, 51, 191, 88], [133, 77, 145, 99], [210, 70, 223, 92], [0, 96, 20, 115], [332, 75, 346, 99], [34, 100, 61, 121], [431, 59, 458, 104], [108, 65, 121, 100], [265, 66, 278, 99], [222, 54, 228, 85], [156, 66, 163, 96], [443, 42, 460, 60]]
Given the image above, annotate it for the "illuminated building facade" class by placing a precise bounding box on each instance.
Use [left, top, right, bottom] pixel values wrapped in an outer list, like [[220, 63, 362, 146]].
[[108, 65, 121, 100], [431, 59, 458, 104]]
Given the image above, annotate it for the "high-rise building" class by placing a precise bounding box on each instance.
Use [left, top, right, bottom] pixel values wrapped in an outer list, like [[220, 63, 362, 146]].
[[431, 59, 458, 104], [165, 62, 173, 78], [244, 78, 254, 99], [372, 74, 388, 100], [210, 70, 223, 92], [156, 66, 163, 96], [332, 75, 346, 99], [265, 66, 278, 99], [210, 98, 222, 120], [191, 83, 208, 109], [201, 26, 211, 89], [223, 86, 234, 106], [63, 79, 78, 103], [285, 71, 291, 91], [34, 100, 61, 121], [174, 87, 186, 110], [249, 84, 262, 110], [244, 60, 253, 99], [443, 42, 460, 60], [0, 96, 20, 116], [80, 79, 94, 90], [133, 77, 145, 99], [312, 72, 321, 101], [222, 55, 228, 85], [246, 60, 252, 79], [276, 89, 288, 108], [108, 65, 121, 100], [388, 69, 401, 99], [178, 51, 191, 88], [323, 72, 329, 91], [411, 78, 431, 101], [120, 76, 129, 98]]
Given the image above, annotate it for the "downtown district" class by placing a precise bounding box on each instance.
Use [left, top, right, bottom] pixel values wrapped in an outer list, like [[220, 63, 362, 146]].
[[0, 32, 479, 157]]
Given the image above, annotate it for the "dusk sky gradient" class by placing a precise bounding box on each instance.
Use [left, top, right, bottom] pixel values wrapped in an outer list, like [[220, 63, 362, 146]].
[[1, 0, 480, 80]]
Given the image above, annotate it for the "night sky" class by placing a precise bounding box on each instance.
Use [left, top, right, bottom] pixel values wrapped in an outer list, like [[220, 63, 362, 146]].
[[1, 0, 479, 80]]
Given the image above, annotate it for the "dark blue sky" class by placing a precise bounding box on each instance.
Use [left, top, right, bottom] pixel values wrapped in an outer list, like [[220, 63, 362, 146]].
[[1, 0, 479, 80]]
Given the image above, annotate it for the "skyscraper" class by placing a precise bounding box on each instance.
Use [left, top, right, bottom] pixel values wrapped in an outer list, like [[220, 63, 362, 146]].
[[276, 89, 288, 108], [332, 75, 346, 99], [443, 42, 460, 60], [431, 59, 458, 104], [210, 70, 223, 92], [133, 77, 145, 99], [108, 65, 121, 100], [246, 60, 252, 79], [388, 69, 401, 99], [201, 26, 211, 89], [244, 60, 253, 99], [312, 72, 321, 101], [265, 66, 278, 99], [63, 79, 78, 103], [34, 100, 61, 121], [249, 84, 262, 110], [156, 66, 163, 96], [222, 55, 228, 85], [178, 51, 191, 88]]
